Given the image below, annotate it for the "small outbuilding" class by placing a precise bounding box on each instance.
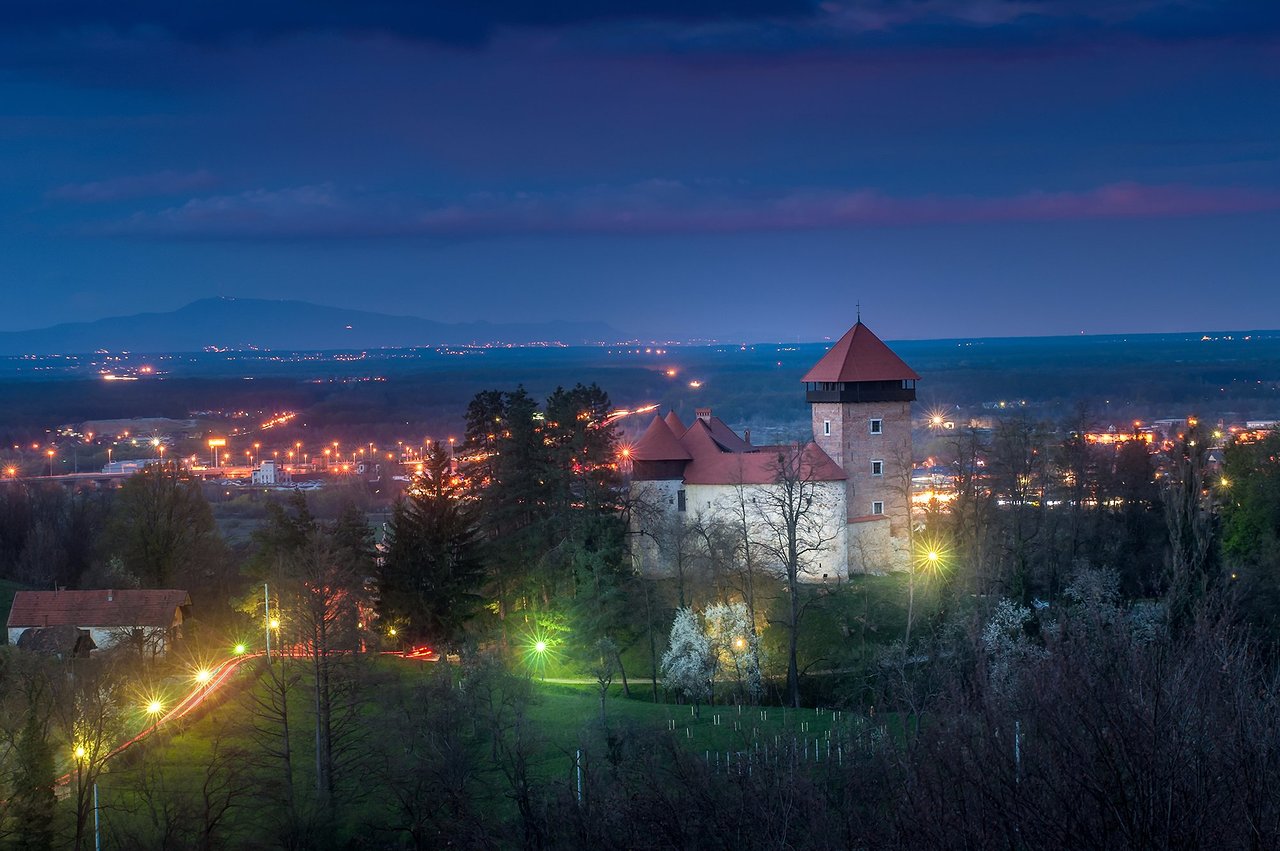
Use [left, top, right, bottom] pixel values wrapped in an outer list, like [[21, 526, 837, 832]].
[[6, 588, 191, 656]]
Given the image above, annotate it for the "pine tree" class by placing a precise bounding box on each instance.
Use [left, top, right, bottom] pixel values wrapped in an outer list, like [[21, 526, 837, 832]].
[[379, 442, 485, 642], [10, 707, 56, 851]]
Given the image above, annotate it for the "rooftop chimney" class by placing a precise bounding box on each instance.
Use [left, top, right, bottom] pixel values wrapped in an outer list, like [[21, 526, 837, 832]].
[[695, 407, 712, 421]]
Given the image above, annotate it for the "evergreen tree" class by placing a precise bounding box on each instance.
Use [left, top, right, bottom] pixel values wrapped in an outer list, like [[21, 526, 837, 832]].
[[379, 442, 484, 643], [9, 707, 55, 851]]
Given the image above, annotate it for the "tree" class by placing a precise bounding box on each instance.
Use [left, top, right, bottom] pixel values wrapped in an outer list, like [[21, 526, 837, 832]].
[[9, 704, 56, 851], [589, 637, 618, 722], [750, 442, 842, 708], [106, 461, 225, 589], [1163, 420, 1219, 630], [380, 441, 485, 643], [1221, 432, 1280, 638], [702, 600, 762, 704], [660, 607, 714, 716]]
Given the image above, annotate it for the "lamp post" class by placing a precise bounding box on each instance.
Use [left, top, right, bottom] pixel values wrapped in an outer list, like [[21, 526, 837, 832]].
[[264, 583, 272, 663]]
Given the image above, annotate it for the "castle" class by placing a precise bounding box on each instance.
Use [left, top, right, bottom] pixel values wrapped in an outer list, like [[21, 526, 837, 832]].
[[629, 319, 918, 579]]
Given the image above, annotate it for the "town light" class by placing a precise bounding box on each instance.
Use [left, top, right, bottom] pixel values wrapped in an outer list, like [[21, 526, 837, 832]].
[[233, 643, 247, 655], [74, 745, 86, 760], [269, 617, 280, 630], [146, 700, 163, 715], [195, 668, 212, 685]]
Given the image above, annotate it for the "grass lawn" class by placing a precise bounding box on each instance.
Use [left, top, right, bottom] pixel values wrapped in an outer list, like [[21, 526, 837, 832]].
[[87, 653, 894, 846]]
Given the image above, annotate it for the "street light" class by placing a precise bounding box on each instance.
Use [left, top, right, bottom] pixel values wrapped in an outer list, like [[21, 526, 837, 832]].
[[233, 643, 247, 656], [194, 669, 212, 685], [46, 448, 55, 477]]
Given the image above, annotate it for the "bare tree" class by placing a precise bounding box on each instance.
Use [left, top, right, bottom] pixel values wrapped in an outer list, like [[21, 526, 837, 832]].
[[750, 442, 842, 708]]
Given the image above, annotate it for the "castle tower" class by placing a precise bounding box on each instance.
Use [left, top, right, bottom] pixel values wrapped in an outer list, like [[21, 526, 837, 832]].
[[803, 321, 918, 570]]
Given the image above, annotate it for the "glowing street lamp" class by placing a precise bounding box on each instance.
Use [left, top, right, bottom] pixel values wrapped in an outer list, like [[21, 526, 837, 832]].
[[46, 448, 55, 477], [74, 745, 87, 760], [233, 643, 247, 656], [534, 640, 547, 654], [194, 669, 212, 686]]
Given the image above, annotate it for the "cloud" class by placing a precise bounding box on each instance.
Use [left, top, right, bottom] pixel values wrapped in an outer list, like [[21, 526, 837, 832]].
[[6, 1, 1277, 53], [5, 0, 816, 47], [47, 169, 216, 203], [95, 180, 1280, 240]]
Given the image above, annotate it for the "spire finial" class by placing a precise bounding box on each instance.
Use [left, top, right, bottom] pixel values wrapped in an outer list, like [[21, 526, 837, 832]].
[[856, 301, 861, 323]]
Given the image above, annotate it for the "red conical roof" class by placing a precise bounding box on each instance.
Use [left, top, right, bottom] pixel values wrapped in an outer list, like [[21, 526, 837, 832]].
[[631, 415, 692, 462], [801, 322, 919, 383], [664, 410, 687, 436]]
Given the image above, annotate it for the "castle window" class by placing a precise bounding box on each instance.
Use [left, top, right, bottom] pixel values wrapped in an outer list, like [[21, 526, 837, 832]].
[[869, 418, 883, 434], [823, 419, 831, 436], [677, 490, 687, 513], [871, 459, 883, 477], [871, 501, 884, 515]]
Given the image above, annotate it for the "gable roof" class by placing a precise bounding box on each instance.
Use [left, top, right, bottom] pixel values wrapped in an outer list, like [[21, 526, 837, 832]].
[[681, 419, 845, 486], [7, 589, 190, 630], [631, 415, 692, 462], [802, 322, 920, 383]]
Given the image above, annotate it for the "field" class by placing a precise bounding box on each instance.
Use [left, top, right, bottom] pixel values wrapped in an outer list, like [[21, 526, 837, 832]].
[[73, 574, 925, 848]]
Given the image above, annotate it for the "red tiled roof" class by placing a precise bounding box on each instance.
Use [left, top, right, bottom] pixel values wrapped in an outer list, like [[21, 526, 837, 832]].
[[704, 416, 752, 452], [802, 322, 920, 383], [681, 419, 845, 485], [631, 415, 692, 462], [7, 589, 190, 629], [663, 411, 687, 437]]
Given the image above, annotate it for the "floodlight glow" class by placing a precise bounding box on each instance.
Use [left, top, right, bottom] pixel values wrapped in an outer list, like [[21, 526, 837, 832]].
[[269, 617, 280, 629], [74, 745, 86, 759], [146, 700, 162, 715], [195, 669, 212, 684], [233, 643, 247, 655], [534, 640, 547, 654]]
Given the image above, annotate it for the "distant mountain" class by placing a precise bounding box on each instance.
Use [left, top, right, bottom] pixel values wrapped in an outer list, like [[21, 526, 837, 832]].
[[0, 298, 623, 355]]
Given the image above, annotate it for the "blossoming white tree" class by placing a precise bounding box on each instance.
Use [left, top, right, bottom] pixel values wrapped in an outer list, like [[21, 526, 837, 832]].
[[702, 600, 763, 703], [661, 607, 715, 716]]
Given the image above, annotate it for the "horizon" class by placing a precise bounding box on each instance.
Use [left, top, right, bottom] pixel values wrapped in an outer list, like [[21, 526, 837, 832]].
[[3, 295, 1280, 351]]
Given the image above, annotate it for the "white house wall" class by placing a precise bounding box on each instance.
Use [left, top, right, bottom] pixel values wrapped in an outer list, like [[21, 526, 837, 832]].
[[630, 479, 848, 582]]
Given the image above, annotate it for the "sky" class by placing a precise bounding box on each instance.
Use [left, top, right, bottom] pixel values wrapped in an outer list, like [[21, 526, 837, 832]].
[[1, 1, 1278, 342]]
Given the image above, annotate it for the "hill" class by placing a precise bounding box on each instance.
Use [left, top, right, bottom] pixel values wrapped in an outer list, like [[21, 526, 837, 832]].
[[0, 297, 622, 355]]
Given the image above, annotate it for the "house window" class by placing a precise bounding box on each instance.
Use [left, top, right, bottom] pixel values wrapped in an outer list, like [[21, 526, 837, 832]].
[[823, 419, 831, 436], [871, 460, 883, 477], [677, 490, 687, 513], [869, 418, 883, 434], [871, 501, 884, 515]]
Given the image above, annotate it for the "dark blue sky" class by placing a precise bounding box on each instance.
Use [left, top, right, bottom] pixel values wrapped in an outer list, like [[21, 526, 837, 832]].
[[2, 1, 1278, 341]]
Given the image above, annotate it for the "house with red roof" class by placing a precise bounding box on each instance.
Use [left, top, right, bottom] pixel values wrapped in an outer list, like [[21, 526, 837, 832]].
[[629, 319, 918, 578], [7, 588, 191, 655]]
